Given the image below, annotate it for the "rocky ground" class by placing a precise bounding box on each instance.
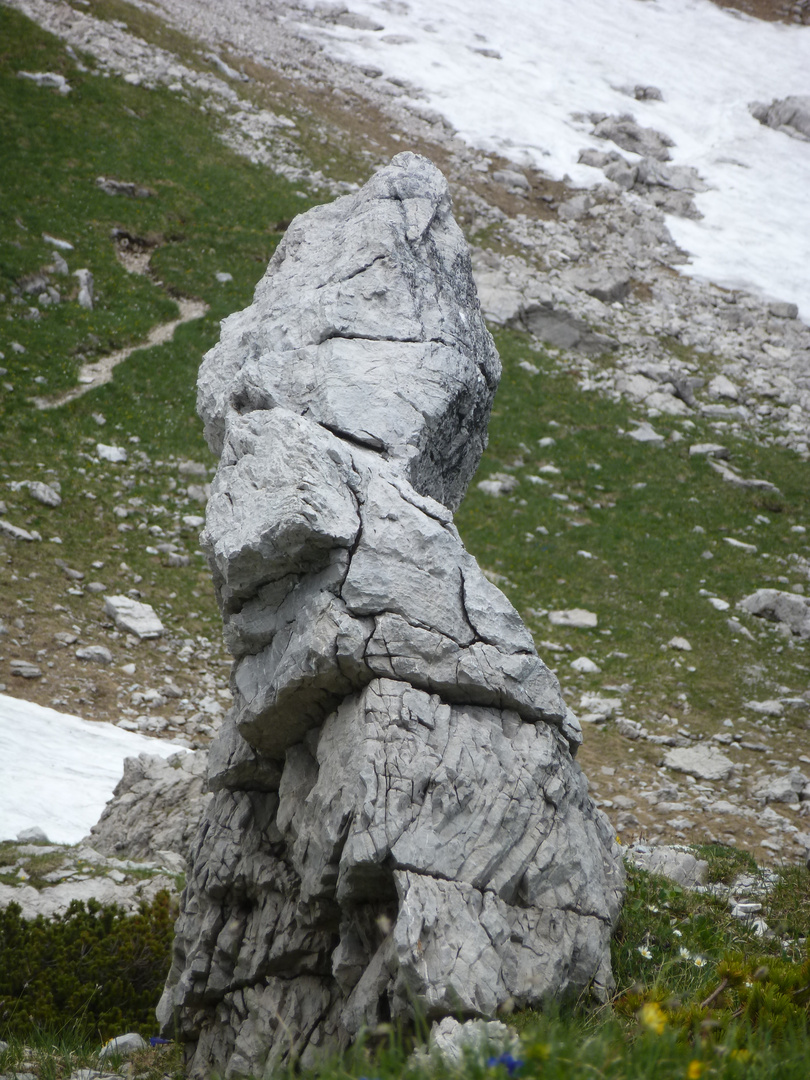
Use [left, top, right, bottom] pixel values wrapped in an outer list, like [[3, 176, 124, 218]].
[[2, 0, 810, 873]]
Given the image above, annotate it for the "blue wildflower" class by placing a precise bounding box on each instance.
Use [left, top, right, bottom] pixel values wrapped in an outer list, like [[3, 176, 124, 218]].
[[487, 1053, 524, 1075]]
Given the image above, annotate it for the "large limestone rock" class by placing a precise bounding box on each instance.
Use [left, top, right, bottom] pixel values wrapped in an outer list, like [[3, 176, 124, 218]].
[[84, 751, 211, 864], [159, 153, 624, 1076]]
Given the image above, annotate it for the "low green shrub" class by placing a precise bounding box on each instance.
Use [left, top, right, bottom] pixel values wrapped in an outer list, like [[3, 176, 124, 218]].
[[0, 892, 175, 1040]]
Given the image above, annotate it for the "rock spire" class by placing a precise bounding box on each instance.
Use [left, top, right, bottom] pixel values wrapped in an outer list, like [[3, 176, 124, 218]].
[[158, 152, 624, 1076]]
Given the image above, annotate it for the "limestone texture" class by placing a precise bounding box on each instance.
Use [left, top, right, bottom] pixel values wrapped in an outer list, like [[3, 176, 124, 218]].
[[158, 153, 624, 1076]]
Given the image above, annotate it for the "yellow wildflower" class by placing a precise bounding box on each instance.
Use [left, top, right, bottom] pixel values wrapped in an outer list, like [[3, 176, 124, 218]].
[[687, 1062, 704, 1079], [640, 1001, 667, 1034]]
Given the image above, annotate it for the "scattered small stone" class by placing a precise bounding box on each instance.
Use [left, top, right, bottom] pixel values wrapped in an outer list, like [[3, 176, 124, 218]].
[[74, 268, 94, 310], [743, 699, 784, 716], [178, 460, 209, 478], [96, 443, 127, 463], [103, 595, 164, 638], [17, 825, 49, 842], [724, 537, 757, 553], [689, 442, 729, 459], [10, 660, 43, 679], [186, 483, 210, 503], [627, 421, 665, 443], [668, 636, 692, 651], [96, 176, 155, 198], [76, 645, 114, 665], [98, 1033, 148, 1060], [54, 632, 79, 645], [476, 472, 519, 496], [548, 608, 598, 628], [18, 70, 71, 94], [707, 597, 730, 611], [42, 233, 74, 251], [25, 480, 61, 507], [663, 744, 735, 781], [0, 519, 40, 542], [738, 588, 810, 638], [628, 844, 709, 888], [215, 271, 233, 283], [571, 655, 601, 673]]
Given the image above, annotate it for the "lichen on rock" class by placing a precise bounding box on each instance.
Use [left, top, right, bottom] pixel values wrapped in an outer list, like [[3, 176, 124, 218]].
[[158, 152, 624, 1076]]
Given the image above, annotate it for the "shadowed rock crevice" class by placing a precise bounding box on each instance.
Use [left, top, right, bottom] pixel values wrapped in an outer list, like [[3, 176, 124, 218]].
[[159, 153, 624, 1077]]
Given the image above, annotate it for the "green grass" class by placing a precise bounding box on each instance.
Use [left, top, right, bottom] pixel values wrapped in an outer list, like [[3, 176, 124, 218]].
[[0, 5, 323, 660], [454, 328, 810, 789], [2, 4, 810, 1078]]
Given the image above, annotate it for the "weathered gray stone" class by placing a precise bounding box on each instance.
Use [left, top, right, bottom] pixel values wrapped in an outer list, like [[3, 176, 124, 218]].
[[738, 589, 810, 638], [628, 845, 709, 889], [197, 152, 500, 513], [428, 1017, 521, 1068], [663, 745, 735, 781], [27, 480, 61, 507], [160, 155, 623, 1077], [592, 114, 674, 161], [103, 595, 164, 638], [98, 1033, 147, 1061], [85, 751, 211, 862], [751, 96, 810, 142]]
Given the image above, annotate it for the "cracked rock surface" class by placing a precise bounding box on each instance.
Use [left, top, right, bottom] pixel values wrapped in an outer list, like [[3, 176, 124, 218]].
[[158, 152, 624, 1076]]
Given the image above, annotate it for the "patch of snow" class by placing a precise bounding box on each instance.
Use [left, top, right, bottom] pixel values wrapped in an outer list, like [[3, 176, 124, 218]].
[[0, 693, 190, 844]]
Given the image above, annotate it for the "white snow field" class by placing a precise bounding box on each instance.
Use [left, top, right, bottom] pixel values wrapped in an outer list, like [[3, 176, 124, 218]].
[[300, 0, 810, 319], [0, 693, 191, 844]]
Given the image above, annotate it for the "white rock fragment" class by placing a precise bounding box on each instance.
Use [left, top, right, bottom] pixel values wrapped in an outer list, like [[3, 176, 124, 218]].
[[74, 268, 94, 310], [428, 1017, 521, 1068], [707, 374, 739, 400], [743, 699, 784, 717], [103, 595, 164, 639], [738, 589, 810, 638], [724, 537, 757, 553], [689, 442, 729, 459], [27, 481, 61, 507], [663, 745, 735, 781], [707, 597, 730, 611], [548, 608, 598, 628], [667, 636, 692, 651], [627, 421, 664, 443], [75, 645, 114, 665], [571, 656, 601, 673], [96, 443, 128, 463], [99, 1033, 148, 1061], [0, 519, 41, 542], [18, 70, 71, 94]]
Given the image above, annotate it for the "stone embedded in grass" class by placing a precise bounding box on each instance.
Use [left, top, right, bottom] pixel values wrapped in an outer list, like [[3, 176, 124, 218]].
[[571, 655, 601, 673], [627, 421, 664, 443], [549, 607, 598, 628], [724, 537, 757, 553], [96, 443, 127, 464], [103, 595, 164, 639], [99, 1032, 148, 1060], [0, 519, 41, 542], [10, 660, 42, 679], [26, 480, 61, 507], [17, 70, 71, 94], [663, 744, 735, 781], [668, 636, 692, 651], [75, 645, 113, 665], [689, 442, 729, 459], [738, 588, 810, 638], [628, 845, 709, 889]]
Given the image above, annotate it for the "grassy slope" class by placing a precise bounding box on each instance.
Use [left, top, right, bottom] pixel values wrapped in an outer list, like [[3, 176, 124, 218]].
[[1, 5, 809, 1079]]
